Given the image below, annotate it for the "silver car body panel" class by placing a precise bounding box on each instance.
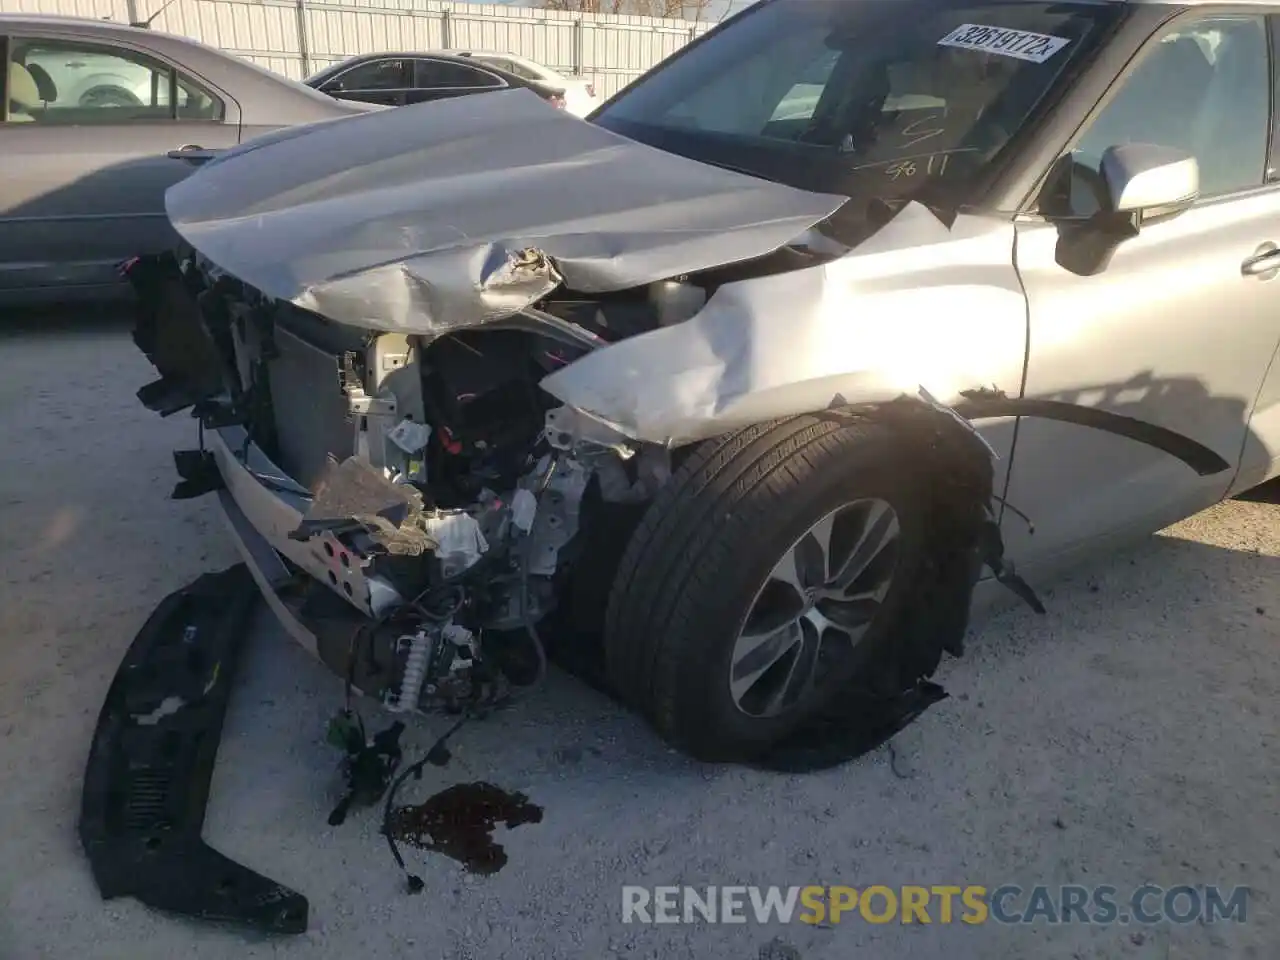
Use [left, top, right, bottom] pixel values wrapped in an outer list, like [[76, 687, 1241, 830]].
[[1001, 186, 1280, 575], [162, 89, 849, 334], [540, 202, 1026, 446]]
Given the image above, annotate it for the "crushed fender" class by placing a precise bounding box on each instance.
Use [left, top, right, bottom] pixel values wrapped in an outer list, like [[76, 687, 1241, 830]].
[[78, 564, 309, 935]]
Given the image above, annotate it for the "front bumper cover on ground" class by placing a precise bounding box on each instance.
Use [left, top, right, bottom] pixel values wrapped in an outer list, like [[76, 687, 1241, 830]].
[[77, 564, 310, 935]]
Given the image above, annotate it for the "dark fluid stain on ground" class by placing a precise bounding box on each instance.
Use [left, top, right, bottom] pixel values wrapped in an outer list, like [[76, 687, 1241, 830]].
[[388, 781, 543, 875]]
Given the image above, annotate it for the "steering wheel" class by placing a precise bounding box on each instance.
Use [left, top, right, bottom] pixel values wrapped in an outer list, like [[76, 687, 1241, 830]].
[[79, 85, 141, 108]]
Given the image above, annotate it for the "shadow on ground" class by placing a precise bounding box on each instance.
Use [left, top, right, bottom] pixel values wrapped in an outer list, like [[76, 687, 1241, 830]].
[[2, 300, 134, 334], [1234, 475, 1280, 504]]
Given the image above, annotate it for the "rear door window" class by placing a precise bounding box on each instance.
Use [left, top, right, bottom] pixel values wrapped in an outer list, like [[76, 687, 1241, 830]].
[[476, 57, 518, 75], [480, 57, 544, 82], [508, 62, 546, 82], [330, 58, 411, 92], [415, 60, 504, 88], [7, 37, 225, 124]]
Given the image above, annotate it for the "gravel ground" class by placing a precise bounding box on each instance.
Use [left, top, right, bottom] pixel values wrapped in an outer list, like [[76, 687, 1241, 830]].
[[1, 319, 1278, 960]]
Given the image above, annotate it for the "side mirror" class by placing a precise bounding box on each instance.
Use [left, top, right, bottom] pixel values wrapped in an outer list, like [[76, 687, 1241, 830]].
[[1052, 144, 1199, 277], [1100, 143, 1199, 215]]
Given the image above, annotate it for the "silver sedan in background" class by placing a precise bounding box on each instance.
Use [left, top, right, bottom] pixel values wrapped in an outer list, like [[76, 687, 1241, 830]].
[[0, 15, 378, 306]]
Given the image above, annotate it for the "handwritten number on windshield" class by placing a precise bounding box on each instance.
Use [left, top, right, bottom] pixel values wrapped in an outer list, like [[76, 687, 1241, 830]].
[[897, 113, 944, 150], [883, 152, 952, 179], [853, 148, 973, 174]]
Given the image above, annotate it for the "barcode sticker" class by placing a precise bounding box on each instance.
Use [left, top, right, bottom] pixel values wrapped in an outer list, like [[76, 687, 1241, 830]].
[[937, 23, 1071, 63]]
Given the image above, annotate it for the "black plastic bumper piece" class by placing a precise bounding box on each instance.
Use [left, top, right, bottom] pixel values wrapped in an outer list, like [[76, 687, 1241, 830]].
[[127, 252, 227, 417], [171, 448, 225, 501], [78, 564, 309, 935], [137, 377, 205, 417]]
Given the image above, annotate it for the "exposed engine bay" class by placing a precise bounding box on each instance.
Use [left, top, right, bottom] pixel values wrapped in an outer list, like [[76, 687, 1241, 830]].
[[147, 248, 768, 720]]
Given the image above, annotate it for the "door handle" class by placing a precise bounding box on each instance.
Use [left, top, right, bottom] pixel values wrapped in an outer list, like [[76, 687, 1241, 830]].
[[166, 145, 220, 165], [1242, 244, 1280, 277]]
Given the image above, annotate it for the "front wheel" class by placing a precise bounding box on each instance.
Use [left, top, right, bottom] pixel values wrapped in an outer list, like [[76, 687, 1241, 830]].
[[604, 414, 931, 762]]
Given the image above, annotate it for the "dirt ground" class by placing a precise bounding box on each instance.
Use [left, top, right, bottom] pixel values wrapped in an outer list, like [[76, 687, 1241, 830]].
[[1, 318, 1277, 960]]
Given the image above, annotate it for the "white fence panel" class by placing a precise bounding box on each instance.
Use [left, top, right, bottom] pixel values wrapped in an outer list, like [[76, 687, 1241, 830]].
[[8, 0, 125, 18], [4, 0, 711, 91], [135, 0, 306, 75]]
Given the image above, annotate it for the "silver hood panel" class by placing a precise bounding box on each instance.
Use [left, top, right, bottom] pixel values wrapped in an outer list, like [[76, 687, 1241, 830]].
[[163, 89, 849, 335]]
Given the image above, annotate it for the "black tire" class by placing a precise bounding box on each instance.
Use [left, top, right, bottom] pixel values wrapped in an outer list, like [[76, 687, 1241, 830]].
[[603, 414, 931, 763]]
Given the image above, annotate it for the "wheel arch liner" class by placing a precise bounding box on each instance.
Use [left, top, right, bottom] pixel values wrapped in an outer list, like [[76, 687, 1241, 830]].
[[78, 564, 310, 935]]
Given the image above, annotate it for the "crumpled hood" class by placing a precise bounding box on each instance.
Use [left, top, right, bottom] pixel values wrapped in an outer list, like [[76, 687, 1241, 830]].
[[163, 89, 849, 335]]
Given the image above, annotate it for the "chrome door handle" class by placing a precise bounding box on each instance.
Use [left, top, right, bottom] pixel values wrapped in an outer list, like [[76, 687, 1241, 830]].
[[166, 145, 220, 165], [1242, 244, 1280, 277]]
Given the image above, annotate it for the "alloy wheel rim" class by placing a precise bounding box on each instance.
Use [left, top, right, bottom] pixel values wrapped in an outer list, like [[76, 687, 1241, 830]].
[[728, 498, 902, 719]]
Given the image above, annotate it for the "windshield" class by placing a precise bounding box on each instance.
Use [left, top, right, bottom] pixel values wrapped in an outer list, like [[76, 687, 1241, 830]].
[[593, 0, 1121, 209]]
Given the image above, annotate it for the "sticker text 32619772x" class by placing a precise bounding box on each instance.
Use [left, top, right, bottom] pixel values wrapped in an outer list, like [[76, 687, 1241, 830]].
[[936, 23, 1071, 63]]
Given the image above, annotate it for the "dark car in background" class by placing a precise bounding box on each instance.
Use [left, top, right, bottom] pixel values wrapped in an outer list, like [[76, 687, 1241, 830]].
[[303, 52, 566, 109]]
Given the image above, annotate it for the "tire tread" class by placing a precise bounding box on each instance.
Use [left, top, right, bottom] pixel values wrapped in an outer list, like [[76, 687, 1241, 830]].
[[603, 414, 903, 754]]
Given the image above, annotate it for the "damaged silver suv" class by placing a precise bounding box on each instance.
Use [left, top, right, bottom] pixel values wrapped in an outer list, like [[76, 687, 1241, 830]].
[[129, 0, 1280, 763]]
